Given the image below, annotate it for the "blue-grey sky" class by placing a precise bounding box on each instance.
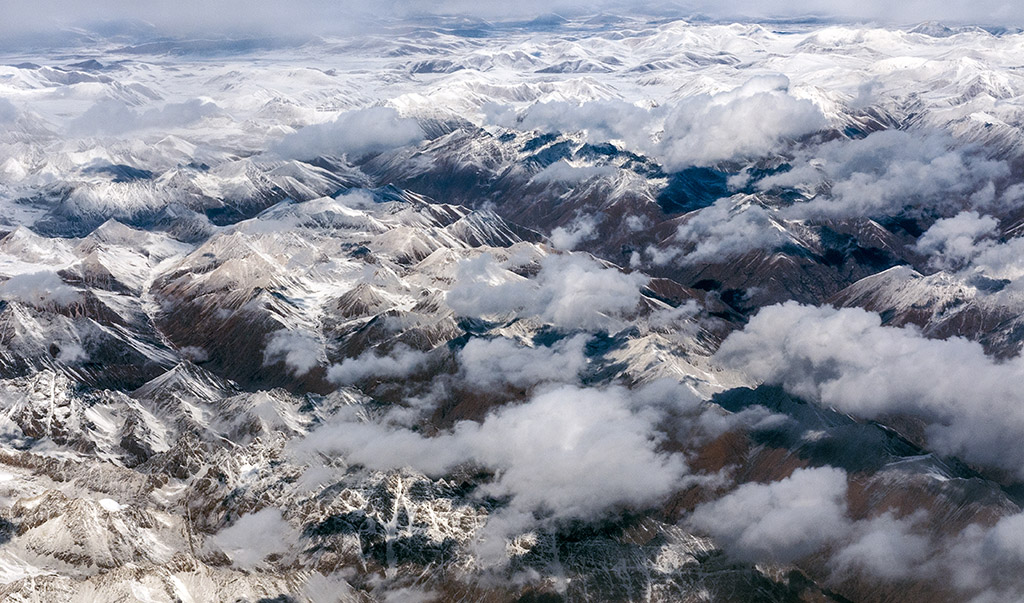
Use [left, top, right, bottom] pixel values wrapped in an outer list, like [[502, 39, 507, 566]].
[[1, 0, 1022, 37]]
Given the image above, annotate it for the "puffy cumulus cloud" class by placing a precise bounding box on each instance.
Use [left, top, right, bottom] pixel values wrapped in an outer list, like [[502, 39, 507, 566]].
[[659, 75, 827, 169], [993, 182, 1024, 214], [965, 512, 1024, 571], [297, 376, 713, 568], [298, 383, 689, 520], [967, 237, 1024, 283], [548, 213, 600, 250], [447, 252, 648, 330], [444, 253, 530, 317], [650, 196, 789, 265], [689, 466, 850, 563], [263, 329, 322, 377], [335, 188, 379, 210], [694, 403, 792, 444], [292, 378, 707, 571], [762, 131, 1008, 220], [692, 483, 1024, 599], [625, 214, 648, 232], [327, 344, 430, 385], [0, 271, 81, 307], [648, 299, 700, 333], [905, 511, 1024, 600], [915, 210, 999, 271], [651, 131, 1012, 263], [208, 508, 299, 569], [486, 99, 653, 150], [273, 106, 424, 161], [491, 76, 825, 170], [529, 160, 617, 186], [380, 587, 436, 603], [914, 214, 1024, 283], [55, 341, 87, 363], [829, 512, 931, 581], [69, 99, 221, 136], [690, 464, 1024, 595], [470, 386, 687, 516], [179, 346, 209, 362], [714, 302, 1024, 476], [459, 334, 590, 389]]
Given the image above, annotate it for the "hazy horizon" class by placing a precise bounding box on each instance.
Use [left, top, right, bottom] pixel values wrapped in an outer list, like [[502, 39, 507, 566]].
[[2, 0, 1022, 40]]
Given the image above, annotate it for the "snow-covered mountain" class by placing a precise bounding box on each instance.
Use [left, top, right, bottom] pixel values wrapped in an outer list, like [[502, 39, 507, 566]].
[[3, 11, 1024, 603]]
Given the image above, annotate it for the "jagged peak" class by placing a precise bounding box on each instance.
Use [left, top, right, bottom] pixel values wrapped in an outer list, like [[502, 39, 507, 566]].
[[331, 282, 395, 319], [132, 360, 238, 404]]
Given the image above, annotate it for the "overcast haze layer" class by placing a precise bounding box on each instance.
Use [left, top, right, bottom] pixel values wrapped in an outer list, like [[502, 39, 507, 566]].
[[2, 0, 1023, 38]]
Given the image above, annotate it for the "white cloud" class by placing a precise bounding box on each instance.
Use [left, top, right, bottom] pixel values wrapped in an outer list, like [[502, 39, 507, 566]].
[[650, 130, 1014, 262], [910, 210, 1024, 286], [689, 460, 1024, 596], [530, 160, 617, 186], [658, 75, 827, 169], [487, 99, 653, 150], [469, 385, 688, 517], [829, 512, 931, 581], [447, 252, 648, 330], [648, 299, 700, 333], [492, 75, 825, 170], [56, 341, 87, 363], [963, 513, 1024, 591], [0, 271, 81, 307], [69, 99, 222, 136], [689, 466, 850, 563], [919, 216, 1024, 283], [459, 334, 590, 389], [209, 508, 299, 569], [264, 329, 322, 377], [327, 344, 430, 385], [179, 346, 209, 362], [968, 237, 1024, 283], [913, 511, 1024, 600], [658, 196, 790, 264], [548, 213, 600, 250], [625, 215, 648, 232], [335, 189, 379, 210], [763, 131, 1008, 220], [297, 383, 690, 532], [274, 106, 424, 161], [714, 302, 1024, 476], [915, 210, 999, 271], [381, 587, 436, 603]]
